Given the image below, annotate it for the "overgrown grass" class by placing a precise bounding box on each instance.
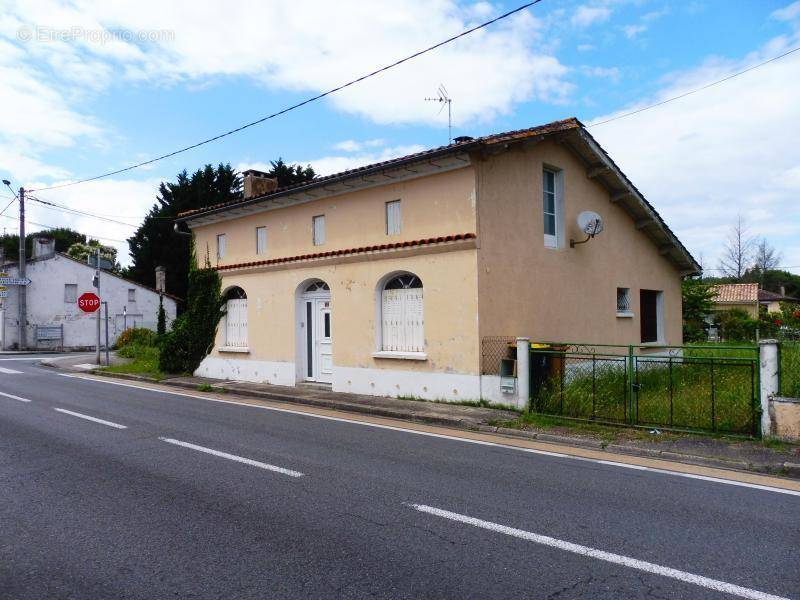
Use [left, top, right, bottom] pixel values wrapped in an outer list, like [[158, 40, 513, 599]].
[[531, 351, 758, 435], [398, 395, 521, 412], [781, 342, 800, 397], [104, 344, 165, 380]]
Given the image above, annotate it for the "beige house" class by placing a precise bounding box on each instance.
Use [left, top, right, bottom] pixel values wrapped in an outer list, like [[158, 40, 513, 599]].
[[710, 283, 759, 318], [178, 118, 698, 405]]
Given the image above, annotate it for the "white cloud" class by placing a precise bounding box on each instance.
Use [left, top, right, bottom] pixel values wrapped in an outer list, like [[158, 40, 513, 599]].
[[589, 33, 800, 274], [333, 138, 386, 152], [239, 144, 427, 178], [772, 1, 800, 23], [571, 5, 611, 28], [623, 24, 647, 39], [17, 177, 162, 266], [2, 0, 571, 128], [581, 65, 621, 83]]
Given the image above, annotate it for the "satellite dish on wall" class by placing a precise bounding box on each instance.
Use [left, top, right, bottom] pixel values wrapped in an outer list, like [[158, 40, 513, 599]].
[[571, 211, 604, 248]]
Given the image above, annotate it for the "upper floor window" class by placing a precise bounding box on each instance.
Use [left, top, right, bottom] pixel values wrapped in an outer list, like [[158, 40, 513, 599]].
[[216, 234, 227, 260], [543, 167, 563, 248], [386, 200, 402, 235], [312, 215, 326, 246], [64, 283, 77, 304], [128, 288, 136, 303], [256, 226, 267, 255]]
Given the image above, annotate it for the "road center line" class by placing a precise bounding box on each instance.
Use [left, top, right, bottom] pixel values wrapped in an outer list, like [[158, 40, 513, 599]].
[[159, 437, 304, 478], [57, 374, 800, 497], [408, 503, 791, 600], [53, 408, 128, 429], [0, 391, 32, 402], [0, 367, 24, 374]]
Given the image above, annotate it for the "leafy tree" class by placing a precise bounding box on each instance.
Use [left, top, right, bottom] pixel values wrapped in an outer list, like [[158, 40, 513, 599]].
[[126, 164, 241, 301], [67, 239, 121, 271], [682, 277, 716, 342], [718, 215, 755, 281], [265, 158, 315, 187], [714, 309, 758, 342], [741, 268, 800, 298], [158, 252, 225, 374], [0, 227, 86, 262], [156, 295, 166, 336]]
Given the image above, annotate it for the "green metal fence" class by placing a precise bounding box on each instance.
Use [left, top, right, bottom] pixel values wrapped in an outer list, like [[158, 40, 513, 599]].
[[529, 343, 759, 436], [780, 341, 800, 398]]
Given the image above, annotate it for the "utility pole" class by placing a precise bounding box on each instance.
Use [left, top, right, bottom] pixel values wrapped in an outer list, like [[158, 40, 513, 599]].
[[94, 247, 101, 364], [18, 186, 26, 350]]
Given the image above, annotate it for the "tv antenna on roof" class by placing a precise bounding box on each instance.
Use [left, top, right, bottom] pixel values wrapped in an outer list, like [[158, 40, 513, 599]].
[[425, 84, 452, 144]]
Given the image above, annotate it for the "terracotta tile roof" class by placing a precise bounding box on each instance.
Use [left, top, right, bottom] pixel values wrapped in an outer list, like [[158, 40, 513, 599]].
[[215, 233, 476, 272], [176, 118, 581, 220], [712, 283, 759, 303], [758, 288, 798, 302]]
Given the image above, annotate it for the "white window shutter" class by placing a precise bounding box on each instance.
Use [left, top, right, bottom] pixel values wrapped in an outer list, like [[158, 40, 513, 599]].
[[225, 299, 248, 347], [381, 287, 423, 352]]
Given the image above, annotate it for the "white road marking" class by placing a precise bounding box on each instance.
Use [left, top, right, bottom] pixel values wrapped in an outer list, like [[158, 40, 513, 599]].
[[73, 363, 98, 371], [58, 374, 800, 497], [0, 391, 31, 402], [159, 437, 303, 478], [408, 504, 791, 600], [0, 367, 23, 374], [53, 408, 128, 429]]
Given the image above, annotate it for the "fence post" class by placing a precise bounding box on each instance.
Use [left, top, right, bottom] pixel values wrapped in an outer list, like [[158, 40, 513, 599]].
[[759, 339, 779, 437], [516, 337, 530, 411]]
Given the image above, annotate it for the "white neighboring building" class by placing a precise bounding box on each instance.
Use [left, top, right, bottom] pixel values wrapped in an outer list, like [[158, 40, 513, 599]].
[[0, 237, 178, 350]]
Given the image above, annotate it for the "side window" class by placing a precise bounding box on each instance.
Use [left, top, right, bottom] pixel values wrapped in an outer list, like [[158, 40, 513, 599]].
[[128, 289, 136, 303], [256, 226, 267, 255], [616, 287, 633, 317], [216, 233, 227, 260], [64, 284, 77, 303], [386, 200, 401, 235], [543, 167, 563, 248], [312, 215, 326, 246]]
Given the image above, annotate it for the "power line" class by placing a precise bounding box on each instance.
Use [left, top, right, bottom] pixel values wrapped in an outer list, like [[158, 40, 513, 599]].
[[0, 197, 16, 218], [28, 0, 544, 193], [27, 195, 138, 228], [589, 44, 800, 128], [0, 213, 128, 244]]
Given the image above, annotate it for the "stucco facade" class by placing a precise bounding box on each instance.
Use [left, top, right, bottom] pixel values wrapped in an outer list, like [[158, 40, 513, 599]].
[[181, 119, 697, 405], [0, 252, 177, 350]]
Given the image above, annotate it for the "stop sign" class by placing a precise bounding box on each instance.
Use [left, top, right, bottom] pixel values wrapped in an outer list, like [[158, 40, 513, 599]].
[[78, 292, 101, 313]]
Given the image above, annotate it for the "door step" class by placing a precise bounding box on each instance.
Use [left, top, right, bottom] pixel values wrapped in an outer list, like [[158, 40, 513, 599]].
[[297, 381, 332, 391]]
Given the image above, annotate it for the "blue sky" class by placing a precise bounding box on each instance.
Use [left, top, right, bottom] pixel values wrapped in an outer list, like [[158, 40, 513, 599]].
[[1, 0, 799, 273]]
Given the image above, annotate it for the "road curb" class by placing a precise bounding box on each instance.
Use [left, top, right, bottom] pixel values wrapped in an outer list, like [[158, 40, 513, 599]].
[[67, 368, 798, 480]]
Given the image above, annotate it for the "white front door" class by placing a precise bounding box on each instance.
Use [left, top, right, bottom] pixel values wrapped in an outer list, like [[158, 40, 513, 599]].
[[315, 300, 332, 383], [302, 290, 332, 383]]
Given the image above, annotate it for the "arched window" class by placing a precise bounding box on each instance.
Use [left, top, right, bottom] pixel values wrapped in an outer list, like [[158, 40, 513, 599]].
[[305, 281, 330, 293], [223, 287, 248, 348], [381, 274, 424, 352]]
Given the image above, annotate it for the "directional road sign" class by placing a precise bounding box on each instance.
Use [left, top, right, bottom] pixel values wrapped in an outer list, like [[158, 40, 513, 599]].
[[0, 277, 31, 286], [0, 290, 7, 298]]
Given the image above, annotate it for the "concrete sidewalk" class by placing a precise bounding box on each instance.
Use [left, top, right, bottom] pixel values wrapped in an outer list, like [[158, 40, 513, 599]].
[[40, 353, 800, 478]]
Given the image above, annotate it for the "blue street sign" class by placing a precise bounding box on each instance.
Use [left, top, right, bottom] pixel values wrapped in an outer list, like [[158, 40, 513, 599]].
[[0, 277, 31, 286]]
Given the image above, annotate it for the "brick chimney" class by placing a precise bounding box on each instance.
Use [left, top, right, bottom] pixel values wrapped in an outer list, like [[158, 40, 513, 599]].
[[242, 169, 278, 200]]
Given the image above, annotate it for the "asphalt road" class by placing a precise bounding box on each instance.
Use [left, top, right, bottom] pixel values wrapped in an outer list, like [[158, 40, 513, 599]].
[[1, 357, 798, 599]]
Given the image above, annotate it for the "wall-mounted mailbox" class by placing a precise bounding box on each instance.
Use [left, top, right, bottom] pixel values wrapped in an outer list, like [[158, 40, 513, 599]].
[[500, 358, 517, 394]]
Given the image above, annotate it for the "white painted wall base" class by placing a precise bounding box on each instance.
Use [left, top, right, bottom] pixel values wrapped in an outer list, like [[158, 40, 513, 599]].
[[195, 356, 296, 386], [334, 365, 494, 404], [480, 375, 525, 409]]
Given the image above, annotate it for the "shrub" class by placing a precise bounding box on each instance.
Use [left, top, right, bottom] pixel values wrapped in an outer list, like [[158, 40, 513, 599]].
[[157, 296, 167, 336], [715, 309, 758, 342], [159, 264, 224, 374], [115, 327, 157, 350]]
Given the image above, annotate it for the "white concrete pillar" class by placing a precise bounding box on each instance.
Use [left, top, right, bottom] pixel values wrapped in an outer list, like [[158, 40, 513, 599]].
[[759, 339, 779, 437], [516, 337, 530, 411]]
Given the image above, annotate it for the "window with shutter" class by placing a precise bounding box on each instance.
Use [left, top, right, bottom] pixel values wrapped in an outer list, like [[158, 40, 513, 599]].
[[223, 287, 248, 348], [386, 200, 401, 235], [381, 275, 424, 352]]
